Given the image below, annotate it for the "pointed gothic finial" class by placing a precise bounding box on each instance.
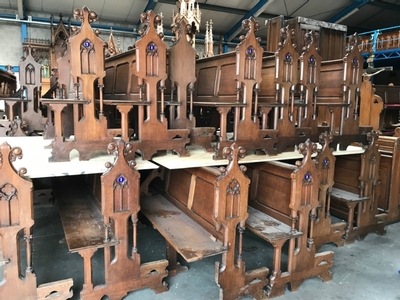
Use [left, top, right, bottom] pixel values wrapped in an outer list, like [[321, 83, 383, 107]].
[[208, 19, 214, 57], [205, 21, 209, 42]]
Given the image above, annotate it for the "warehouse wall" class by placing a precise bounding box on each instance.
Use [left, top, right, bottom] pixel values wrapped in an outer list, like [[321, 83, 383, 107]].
[[0, 21, 22, 66], [0, 16, 236, 67]]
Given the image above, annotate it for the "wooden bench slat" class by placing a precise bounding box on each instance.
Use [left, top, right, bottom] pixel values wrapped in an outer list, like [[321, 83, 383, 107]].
[[331, 187, 369, 203], [141, 194, 227, 262], [53, 177, 118, 253], [246, 206, 303, 242]]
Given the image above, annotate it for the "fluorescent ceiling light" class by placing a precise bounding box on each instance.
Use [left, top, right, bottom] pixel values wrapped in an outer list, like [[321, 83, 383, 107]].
[[336, 8, 359, 24]]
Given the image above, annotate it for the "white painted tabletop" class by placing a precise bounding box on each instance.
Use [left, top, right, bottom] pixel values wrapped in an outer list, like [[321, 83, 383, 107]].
[[0, 136, 158, 178], [151, 144, 365, 169]]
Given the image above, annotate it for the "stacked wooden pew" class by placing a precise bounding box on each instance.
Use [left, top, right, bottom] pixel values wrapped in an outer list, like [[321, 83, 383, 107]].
[[0, 47, 43, 137], [194, 18, 278, 159], [101, 11, 191, 160], [42, 6, 127, 161], [166, 17, 215, 151], [317, 33, 371, 149], [258, 28, 318, 153]]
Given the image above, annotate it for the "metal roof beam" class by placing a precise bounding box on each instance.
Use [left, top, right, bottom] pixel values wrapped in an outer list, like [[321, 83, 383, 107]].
[[136, 0, 158, 28], [224, 0, 274, 42], [17, 0, 24, 19], [157, 0, 278, 20], [328, 0, 369, 23]]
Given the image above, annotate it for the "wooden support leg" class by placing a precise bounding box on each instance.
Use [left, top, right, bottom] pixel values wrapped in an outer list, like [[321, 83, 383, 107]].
[[266, 239, 287, 297], [140, 168, 164, 196], [166, 241, 187, 276], [343, 202, 358, 243], [79, 248, 97, 296]]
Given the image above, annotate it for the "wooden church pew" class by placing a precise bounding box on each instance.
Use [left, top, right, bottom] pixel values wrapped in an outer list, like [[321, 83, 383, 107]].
[[52, 139, 168, 300], [376, 135, 400, 224], [141, 143, 269, 300], [330, 132, 387, 243], [317, 33, 370, 149], [102, 11, 190, 160], [312, 132, 346, 249], [245, 139, 333, 298], [194, 18, 278, 159], [0, 141, 73, 299]]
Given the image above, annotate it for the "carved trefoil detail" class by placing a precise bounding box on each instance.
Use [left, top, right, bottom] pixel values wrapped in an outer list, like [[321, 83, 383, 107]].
[[226, 178, 240, 219], [0, 183, 19, 226], [80, 39, 95, 74], [113, 174, 130, 212]]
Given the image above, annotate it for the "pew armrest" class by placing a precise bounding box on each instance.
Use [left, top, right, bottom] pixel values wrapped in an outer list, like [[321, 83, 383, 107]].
[[331, 187, 369, 203]]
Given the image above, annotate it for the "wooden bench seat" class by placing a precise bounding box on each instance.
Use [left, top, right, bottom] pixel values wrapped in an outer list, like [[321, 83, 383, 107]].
[[53, 176, 118, 252], [246, 206, 303, 243], [245, 139, 334, 298], [330, 132, 387, 243], [142, 143, 269, 300], [331, 187, 369, 203], [142, 194, 227, 262]]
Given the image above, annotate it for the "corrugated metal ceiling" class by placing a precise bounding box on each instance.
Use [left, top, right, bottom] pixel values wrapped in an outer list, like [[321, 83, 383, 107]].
[[0, 0, 399, 39]]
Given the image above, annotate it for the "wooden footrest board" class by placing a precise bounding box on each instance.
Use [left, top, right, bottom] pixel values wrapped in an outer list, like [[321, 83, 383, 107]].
[[246, 206, 303, 243], [331, 187, 369, 203], [53, 176, 118, 252], [141, 194, 227, 262]]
